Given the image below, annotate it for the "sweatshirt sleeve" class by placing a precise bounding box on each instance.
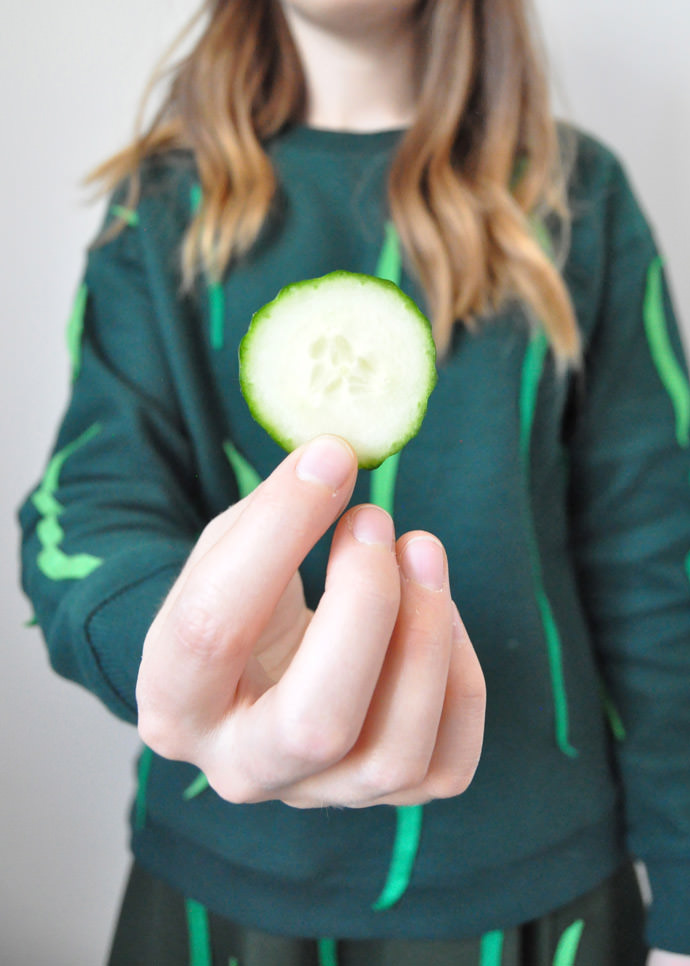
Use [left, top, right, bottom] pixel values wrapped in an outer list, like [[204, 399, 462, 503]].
[[567, 152, 690, 953], [18, 202, 204, 724]]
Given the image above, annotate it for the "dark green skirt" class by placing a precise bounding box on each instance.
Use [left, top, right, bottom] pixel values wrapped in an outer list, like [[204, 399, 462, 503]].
[[107, 862, 647, 966]]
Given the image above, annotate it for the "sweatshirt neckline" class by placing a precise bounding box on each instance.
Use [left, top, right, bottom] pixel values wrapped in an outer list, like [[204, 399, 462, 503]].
[[271, 124, 406, 156]]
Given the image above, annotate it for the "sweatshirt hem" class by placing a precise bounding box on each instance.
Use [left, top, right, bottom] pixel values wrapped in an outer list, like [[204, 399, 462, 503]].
[[132, 812, 625, 940]]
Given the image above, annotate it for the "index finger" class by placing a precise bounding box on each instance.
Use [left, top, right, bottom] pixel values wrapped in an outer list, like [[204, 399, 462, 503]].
[[136, 435, 357, 748]]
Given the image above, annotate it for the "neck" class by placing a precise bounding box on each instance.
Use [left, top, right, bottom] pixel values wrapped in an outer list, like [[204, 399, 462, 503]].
[[281, 7, 420, 132]]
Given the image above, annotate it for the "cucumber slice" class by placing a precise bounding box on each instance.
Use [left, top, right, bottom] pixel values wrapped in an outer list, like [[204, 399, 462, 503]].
[[239, 271, 437, 469]]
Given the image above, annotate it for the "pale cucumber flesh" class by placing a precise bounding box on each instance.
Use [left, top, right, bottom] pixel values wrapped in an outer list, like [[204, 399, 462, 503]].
[[239, 272, 437, 469]]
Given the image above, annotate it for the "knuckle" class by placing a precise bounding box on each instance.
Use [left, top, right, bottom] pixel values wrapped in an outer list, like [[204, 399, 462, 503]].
[[405, 621, 447, 657], [278, 710, 356, 770], [453, 640, 487, 700], [329, 567, 400, 621], [356, 581, 401, 631], [427, 763, 478, 800], [359, 754, 430, 799], [205, 769, 259, 806], [136, 709, 187, 761], [459, 664, 487, 705], [460, 688, 488, 736], [169, 586, 229, 660]]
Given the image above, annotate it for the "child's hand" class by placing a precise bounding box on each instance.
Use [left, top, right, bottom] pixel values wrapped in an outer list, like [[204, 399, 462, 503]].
[[136, 435, 485, 808]]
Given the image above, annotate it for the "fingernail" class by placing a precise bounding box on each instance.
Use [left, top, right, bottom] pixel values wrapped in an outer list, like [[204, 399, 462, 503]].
[[351, 506, 394, 548], [296, 436, 354, 490], [400, 537, 445, 590]]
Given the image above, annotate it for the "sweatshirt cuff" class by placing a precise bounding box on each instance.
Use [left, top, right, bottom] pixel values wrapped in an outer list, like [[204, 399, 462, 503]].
[[645, 860, 690, 954]]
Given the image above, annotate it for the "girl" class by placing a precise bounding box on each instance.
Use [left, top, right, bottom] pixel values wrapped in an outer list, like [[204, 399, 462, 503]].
[[19, 1, 690, 963]]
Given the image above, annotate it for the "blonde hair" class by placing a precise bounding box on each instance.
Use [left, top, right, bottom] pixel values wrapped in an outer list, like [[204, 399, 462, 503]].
[[90, 0, 580, 362]]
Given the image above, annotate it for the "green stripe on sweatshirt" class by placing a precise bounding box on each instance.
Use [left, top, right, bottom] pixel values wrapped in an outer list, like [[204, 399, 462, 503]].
[[31, 423, 103, 581], [519, 333, 577, 758], [65, 283, 88, 382], [190, 183, 226, 350], [643, 255, 690, 448]]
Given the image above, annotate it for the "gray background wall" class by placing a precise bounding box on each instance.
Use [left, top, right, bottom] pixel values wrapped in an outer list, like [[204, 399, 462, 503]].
[[1, 1, 688, 963]]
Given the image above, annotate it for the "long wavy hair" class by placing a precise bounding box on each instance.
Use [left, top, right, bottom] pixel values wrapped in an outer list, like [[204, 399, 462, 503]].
[[89, 0, 580, 362]]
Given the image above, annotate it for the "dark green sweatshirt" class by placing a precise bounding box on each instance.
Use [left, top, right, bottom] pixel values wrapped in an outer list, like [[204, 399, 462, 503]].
[[19, 126, 690, 953]]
